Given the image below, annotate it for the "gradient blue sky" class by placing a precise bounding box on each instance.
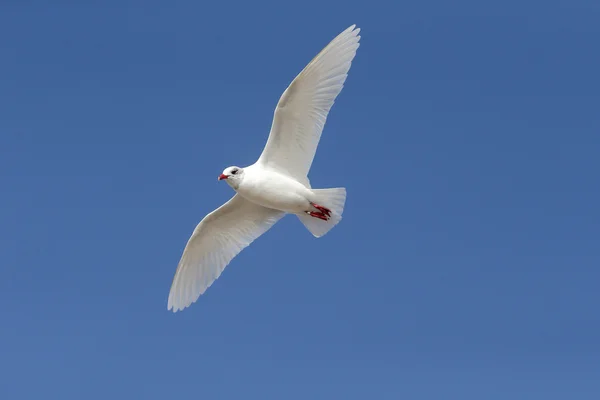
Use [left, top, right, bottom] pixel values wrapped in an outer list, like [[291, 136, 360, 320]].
[[1, 1, 599, 399]]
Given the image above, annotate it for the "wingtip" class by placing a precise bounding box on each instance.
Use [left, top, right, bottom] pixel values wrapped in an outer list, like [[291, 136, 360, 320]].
[[343, 25, 360, 41], [168, 304, 182, 313], [167, 295, 181, 313], [167, 295, 193, 313], [348, 24, 360, 34]]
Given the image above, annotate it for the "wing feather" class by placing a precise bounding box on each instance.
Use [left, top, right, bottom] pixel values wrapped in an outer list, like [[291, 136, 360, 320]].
[[257, 25, 361, 182], [168, 195, 284, 312]]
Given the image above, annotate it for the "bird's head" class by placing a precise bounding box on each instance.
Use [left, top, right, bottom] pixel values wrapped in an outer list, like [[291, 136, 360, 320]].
[[218, 166, 244, 189]]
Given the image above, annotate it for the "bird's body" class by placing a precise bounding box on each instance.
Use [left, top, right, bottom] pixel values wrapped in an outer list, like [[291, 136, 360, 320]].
[[168, 25, 361, 312], [236, 166, 313, 214]]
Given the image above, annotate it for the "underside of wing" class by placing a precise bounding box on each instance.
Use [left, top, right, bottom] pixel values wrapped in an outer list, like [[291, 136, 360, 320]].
[[168, 195, 284, 312], [257, 25, 361, 182]]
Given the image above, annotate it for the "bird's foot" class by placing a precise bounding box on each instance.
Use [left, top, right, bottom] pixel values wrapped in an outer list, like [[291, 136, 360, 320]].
[[306, 211, 330, 221], [310, 202, 332, 217]]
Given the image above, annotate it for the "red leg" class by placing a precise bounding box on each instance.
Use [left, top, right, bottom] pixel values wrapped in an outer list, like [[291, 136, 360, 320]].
[[306, 211, 330, 221], [310, 202, 332, 217]]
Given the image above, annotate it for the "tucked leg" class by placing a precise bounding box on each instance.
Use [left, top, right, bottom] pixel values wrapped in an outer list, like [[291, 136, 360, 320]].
[[310, 202, 332, 217], [305, 211, 330, 221]]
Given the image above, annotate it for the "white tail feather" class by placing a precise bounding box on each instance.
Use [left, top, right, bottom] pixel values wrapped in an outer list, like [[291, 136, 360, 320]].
[[297, 188, 346, 238]]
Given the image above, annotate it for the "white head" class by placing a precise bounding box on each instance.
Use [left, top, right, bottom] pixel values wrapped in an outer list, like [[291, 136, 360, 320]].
[[218, 166, 244, 189]]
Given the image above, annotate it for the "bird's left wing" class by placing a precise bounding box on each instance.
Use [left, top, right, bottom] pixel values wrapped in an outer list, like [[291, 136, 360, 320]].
[[257, 25, 361, 183], [168, 194, 284, 312]]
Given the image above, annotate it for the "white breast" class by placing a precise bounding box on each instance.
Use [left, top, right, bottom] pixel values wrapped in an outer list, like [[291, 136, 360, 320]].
[[237, 167, 312, 213]]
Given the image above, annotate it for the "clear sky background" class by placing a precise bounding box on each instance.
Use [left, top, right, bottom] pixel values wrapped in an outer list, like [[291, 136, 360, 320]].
[[1, 1, 599, 399]]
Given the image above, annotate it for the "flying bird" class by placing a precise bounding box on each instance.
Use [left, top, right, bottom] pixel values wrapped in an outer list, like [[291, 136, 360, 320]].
[[168, 25, 361, 312]]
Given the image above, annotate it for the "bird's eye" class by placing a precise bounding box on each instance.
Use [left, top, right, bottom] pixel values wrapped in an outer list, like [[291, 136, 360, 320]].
[[231, 169, 238, 175]]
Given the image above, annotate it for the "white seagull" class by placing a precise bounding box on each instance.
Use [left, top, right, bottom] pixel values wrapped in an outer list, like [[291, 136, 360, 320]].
[[168, 25, 361, 312]]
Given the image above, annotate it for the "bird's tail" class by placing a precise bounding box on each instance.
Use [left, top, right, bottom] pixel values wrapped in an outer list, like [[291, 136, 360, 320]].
[[297, 188, 346, 238]]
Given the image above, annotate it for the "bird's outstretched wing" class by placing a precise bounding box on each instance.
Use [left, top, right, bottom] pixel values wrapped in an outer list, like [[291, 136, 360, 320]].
[[257, 25, 361, 183], [168, 195, 284, 312]]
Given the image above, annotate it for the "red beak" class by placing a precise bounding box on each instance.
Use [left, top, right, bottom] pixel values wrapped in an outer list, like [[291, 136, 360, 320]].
[[218, 174, 228, 181]]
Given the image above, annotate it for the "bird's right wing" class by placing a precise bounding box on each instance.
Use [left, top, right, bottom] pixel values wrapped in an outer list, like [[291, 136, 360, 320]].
[[257, 25, 361, 183], [168, 195, 284, 312]]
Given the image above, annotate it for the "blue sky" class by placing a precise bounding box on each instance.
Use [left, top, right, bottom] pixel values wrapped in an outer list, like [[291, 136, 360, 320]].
[[1, 1, 599, 398]]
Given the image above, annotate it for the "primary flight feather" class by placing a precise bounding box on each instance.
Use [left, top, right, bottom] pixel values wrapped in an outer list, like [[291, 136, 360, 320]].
[[168, 25, 361, 312]]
